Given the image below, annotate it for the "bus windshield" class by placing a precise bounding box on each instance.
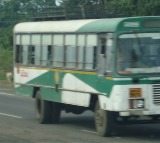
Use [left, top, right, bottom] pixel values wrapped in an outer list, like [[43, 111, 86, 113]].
[[117, 32, 160, 75]]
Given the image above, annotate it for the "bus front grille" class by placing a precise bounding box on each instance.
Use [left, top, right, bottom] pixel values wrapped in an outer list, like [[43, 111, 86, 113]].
[[153, 83, 160, 105]]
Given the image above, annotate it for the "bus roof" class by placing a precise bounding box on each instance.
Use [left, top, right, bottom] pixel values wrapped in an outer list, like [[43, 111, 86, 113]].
[[14, 16, 160, 34]]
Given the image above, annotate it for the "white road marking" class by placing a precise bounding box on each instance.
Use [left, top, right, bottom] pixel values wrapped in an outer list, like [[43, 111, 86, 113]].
[[0, 88, 13, 91], [0, 92, 15, 96], [81, 130, 97, 134], [0, 112, 22, 119], [0, 91, 23, 119]]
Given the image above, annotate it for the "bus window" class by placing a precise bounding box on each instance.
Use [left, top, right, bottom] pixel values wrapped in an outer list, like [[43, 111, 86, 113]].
[[47, 45, 53, 66], [31, 35, 41, 66], [20, 35, 30, 65], [15, 45, 23, 64], [53, 35, 64, 45], [106, 38, 113, 73], [101, 38, 106, 54], [85, 46, 94, 69], [117, 33, 160, 74], [77, 46, 84, 69], [16, 35, 20, 45], [65, 35, 76, 45], [34, 46, 41, 66], [53, 35, 64, 67], [87, 35, 97, 45], [66, 46, 76, 68], [22, 46, 28, 65], [42, 35, 52, 66], [43, 35, 52, 45], [28, 46, 35, 65], [97, 34, 107, 75], [41, 46, 48, 66], [117, 38, 133, 71], [53, 45, 64, 67], [77, 35, 85, 69], [22, 35, 30, 45], [65, 35, 76, 68], [85, 34, 97, 70]]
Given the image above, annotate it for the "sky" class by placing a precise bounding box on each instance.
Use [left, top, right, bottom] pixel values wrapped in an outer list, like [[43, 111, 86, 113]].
[[55, 0, 62, 6]]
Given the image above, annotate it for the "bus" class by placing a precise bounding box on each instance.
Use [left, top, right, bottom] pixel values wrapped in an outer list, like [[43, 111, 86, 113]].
[[14, 16, 160, 136]]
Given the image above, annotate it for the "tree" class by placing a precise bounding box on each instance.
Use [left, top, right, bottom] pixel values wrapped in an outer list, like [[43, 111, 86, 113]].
[[136, 0, 160, 16], [116, 0, 160, 17]]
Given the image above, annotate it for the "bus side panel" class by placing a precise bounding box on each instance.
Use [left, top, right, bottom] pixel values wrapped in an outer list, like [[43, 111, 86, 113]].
[[40, 87, 61, 102], [61, 73, 98, 107], [14, 67, 61, 102], [15, 85, 34, 97]]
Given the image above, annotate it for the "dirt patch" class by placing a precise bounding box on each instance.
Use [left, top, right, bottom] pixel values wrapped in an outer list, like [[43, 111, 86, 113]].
[[0, 81, 13, 88]]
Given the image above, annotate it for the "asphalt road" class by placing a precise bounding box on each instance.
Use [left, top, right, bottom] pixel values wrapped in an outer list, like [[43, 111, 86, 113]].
[[0, 88, 160, 143]]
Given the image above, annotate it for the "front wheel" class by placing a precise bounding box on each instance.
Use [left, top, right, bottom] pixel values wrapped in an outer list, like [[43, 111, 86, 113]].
[[95, 101, 115, 137]]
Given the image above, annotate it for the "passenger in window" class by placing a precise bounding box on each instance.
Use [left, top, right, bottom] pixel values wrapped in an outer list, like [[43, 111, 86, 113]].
[[101, 38, 106, 55], [155, 47, 160, 66], [117, 40, 131, 71], [47, 46, 52, 66]]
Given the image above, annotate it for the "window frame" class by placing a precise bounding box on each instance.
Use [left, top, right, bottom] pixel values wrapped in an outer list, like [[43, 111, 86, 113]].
[[14, 33, 98, 71]]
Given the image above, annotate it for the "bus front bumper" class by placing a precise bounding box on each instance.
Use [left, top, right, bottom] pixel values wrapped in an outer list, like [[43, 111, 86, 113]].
[[120, 109, 160, 116]]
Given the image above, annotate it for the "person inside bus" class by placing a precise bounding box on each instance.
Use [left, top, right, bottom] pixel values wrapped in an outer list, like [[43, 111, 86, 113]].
[[117, 39, 132, 72], [118, 39, 149, 73]]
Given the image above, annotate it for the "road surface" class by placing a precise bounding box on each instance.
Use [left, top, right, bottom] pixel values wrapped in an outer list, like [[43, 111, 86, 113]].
[[0, 88, 160, 143]]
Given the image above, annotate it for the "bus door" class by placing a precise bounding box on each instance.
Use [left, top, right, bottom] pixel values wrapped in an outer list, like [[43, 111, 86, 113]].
[[97, 33, 113, 76], [97, 34, 107, 76]]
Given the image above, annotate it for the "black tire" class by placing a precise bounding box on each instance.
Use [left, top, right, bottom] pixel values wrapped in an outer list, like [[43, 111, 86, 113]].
[[52, 102, 61, 124], [35, 91, 61, 124], [94, 101, 115, 137]]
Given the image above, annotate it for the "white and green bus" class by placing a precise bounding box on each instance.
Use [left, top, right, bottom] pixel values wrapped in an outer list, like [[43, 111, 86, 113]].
[[14, 16, 160, 136]]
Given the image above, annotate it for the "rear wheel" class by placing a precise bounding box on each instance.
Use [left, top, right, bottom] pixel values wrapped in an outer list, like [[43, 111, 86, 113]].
[[35, 91, 61, 124], [52, 102, 61, 123], [95, 101, 115, 137]]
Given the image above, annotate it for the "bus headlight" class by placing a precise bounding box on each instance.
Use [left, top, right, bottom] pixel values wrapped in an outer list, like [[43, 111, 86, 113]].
[[129, 99, 144, 109], [137, 100, 144, 108]]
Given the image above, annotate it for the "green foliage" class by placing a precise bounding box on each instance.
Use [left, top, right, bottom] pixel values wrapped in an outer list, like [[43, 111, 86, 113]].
[[0, 48, 13, 80], [0, 48, 12, 70], [0, 27, 13, 49], [59, 0, 160, 18], [136, 0, 160, 16], [0, 0, 159, 80]]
